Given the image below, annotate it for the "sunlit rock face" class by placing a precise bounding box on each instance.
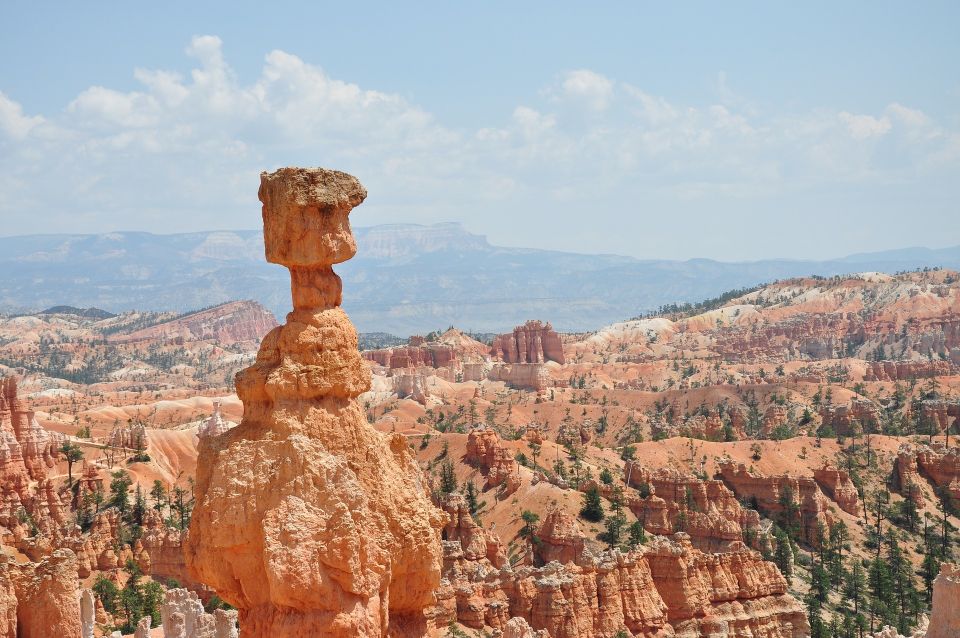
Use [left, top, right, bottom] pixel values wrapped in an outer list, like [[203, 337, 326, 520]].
[[186, 167, 444, 637]]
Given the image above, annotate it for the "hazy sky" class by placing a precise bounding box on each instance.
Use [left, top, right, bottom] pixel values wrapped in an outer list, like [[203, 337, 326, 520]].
[[1, 2, 958, 260]]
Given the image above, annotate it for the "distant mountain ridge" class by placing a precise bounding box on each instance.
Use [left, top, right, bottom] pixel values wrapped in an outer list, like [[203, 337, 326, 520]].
[[1, 223, 958, 335]]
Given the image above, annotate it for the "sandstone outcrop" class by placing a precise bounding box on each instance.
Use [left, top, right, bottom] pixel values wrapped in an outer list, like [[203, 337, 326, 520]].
[[717, 460, 838, 542], [107, 300, 278, 346], [819, 398, 882, 435], [11, 549, 82, 638], [624, 464, 763, 551], [160, 587, 238, 638], [489, 363, 549, 392], [81, 587, 95, 638], [187, 167, 444, 637], [0, 377, 59, 481], [896, 443, 960, 504], [928, 562, 960, 638], [437, 528, 807, 637], [107, 420, 146, 450], [197, 401, 235, 438], [465, 428, 520, 494], [393, 373, 429, 405], [534, 508, 585, 566], [866, 359, 954, 381], [895, 444, 928, 505], [502, 616, 549, 638], [440, 493, 506, 568], [910, 399, 960, 434], [812, 465, 861, 515], [0, 555, 17, 638], [365, 344, 459, 370], [492, 321, 565, 365]]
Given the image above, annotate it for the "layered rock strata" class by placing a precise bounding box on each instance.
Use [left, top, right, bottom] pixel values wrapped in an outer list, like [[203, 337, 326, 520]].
[[465, 428, 520, 494], [491, 320, 565, 365], [436, 506, 808, 638], [812, 466, 861, 515], [717, 461, 839, 542], [624, 464, 763, 551], [187, 167, 444, 637], [896, 443, 960, 504]]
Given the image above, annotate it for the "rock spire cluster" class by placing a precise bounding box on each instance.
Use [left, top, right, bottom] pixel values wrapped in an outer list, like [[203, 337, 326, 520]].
[[187, 167, 444, 637]]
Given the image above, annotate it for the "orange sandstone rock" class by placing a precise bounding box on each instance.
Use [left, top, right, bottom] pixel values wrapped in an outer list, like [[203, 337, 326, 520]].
[[928, 562, 960, 638], [11, 549, 82, 638], [491, 320, 565, 365], [187, 167, 444, 637]]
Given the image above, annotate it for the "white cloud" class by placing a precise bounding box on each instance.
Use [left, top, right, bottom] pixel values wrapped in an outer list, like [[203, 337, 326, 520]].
[[0, 92, 44, 139], [560, 69, 614, 110], [838, 111, 891, 140], [0, 35, 957, 259]]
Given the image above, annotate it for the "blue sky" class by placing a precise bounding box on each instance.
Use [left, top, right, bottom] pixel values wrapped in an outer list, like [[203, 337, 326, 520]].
[[1, 2, 958, 260]]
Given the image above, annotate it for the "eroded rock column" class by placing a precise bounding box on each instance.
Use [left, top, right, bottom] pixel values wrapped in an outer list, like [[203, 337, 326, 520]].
[[187, 167, 444, 637]]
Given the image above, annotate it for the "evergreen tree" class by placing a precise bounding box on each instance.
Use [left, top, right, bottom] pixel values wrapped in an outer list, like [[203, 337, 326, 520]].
[[601, 486, 627, 548], [150, 480, 166, 513], [772, 527, 793, 585], [59, 442, 84, 484], [843, 560, 867, 620], [599, 467, 614, 485], [886, 530, 921, 634], [580, 486, 605, 522], [464, 481, 482, 518], [132, 484, 147, 527], [518, 510, 540, 557], [868, 556, 894, 631], [439, 459, 458, 495], [627, 521, 646, 547], [110, 470, 132, 514]]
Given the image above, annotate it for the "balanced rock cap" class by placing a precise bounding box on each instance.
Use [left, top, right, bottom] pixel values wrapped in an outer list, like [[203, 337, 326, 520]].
[[258, 167, 367, 268]]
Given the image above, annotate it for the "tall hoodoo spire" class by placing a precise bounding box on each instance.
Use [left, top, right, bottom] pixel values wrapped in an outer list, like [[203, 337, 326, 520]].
[[187, 167, 443, 637]]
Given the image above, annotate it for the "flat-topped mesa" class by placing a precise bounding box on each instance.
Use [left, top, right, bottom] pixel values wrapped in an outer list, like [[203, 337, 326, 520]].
[[187, 168, 444, 638]]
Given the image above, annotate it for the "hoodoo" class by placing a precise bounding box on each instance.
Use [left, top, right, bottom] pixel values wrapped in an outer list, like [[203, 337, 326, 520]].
[[187, 167, 444, 637]]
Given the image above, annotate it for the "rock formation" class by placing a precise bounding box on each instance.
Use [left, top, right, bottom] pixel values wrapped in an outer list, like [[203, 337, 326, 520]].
[[187, 167, 444, 637], [393, 373, 429, 405], [0, 377, 60, 481], [624, 464, 763, 551], [107, 300, 278, 346], [436, 525, 807, 637], [491, 320, 565, 365], [197, 401, 235, 438], [717, 460, 839, 542], [813, 465, 861, 515], [488, 363, 549, 392], [440, 493, 506, 568], [81, 587, 95, 638], [818, 398, 882, 435], [928, 562, 960, 638], [160, 588, 238, 638], [107, 420, 146, 450], [10, 549, 82, 638], [0, 555, 17, 638], [465, 428, 520, 494], [866, 359, 954, 381], [534, 508, 585, 566], [896, 443, 960, 504]]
